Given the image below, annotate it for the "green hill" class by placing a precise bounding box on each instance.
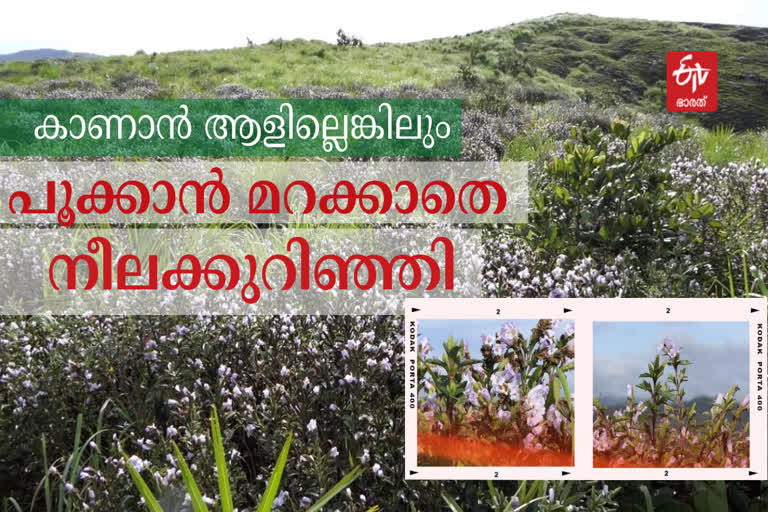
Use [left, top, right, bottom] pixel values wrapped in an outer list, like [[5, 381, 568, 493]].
[[1, 13, 767, 129]]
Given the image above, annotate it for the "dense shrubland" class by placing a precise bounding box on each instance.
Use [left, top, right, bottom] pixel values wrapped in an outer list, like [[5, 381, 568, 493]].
[[418, 321, 574, 467], [2, 13, 768, 512], [594, 338, 749, 469]]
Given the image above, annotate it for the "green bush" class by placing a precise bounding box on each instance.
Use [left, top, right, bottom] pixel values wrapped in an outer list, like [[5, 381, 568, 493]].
[[526, 120, 716, 262]]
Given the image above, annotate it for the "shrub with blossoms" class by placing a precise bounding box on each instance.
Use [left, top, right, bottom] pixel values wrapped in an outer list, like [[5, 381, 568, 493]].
[[417, 319, 575, 465], [2, 60, 768, 511], [593, 337, 749, 468]]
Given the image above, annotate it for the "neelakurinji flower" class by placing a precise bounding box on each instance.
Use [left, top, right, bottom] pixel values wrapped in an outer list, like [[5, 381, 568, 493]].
[[546, 404, 566, 433], [499, 322, 519, 346], [524, 383, 549, 428], [659, 337, 680, 358], [419, 337, 432, 356], [490, 363, 521, 401]]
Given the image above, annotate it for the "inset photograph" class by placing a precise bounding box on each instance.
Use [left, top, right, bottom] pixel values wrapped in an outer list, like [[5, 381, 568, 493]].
[[417, 319, 575, 466], [593, 321, 749, 468]]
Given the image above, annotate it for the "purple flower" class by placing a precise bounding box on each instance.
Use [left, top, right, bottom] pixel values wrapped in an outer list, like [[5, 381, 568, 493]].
[[525, 384, 548, 427], [549, 288, 567, 298], [546, 403, 566, 433], [499, 322, 518, 346], [419, 337, 432, 355], [659, 337, 680, 358]]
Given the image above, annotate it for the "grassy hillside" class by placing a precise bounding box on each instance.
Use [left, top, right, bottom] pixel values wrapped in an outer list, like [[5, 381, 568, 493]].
[[1, 13, 766, 129]]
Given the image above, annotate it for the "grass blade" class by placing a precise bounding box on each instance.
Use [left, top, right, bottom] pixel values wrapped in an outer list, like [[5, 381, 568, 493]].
[[727, 258, 736, 297], [511, 496, 546, 512], [91, 399, 113, 471], [440, 491, 464, 512], [172, 441, 209, 512], [638, 485, 654, 512], [487, 480, 502, 507], [256, 432, 293, 512], [210, 406, 233, 512], [58, 413, 83, 512], [42, 435, 52, 512], [742, 253, 749, 296], [122, 453, 163, 512], [305, 465, 363, 512], [5, 498, 23, 512], [68, 413, 84, 485]]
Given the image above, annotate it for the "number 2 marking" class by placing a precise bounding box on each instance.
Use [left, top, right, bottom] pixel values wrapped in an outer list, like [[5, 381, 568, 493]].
[[494, 471, 499, 478], [496, 308, 500, 315], [666, 307, 671, 314]]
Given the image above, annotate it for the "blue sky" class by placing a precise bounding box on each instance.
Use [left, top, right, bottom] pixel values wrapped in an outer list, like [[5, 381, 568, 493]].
[[419, 318, 575, 389], [2, 0, 767, 55], [593, 321, 749, 403]]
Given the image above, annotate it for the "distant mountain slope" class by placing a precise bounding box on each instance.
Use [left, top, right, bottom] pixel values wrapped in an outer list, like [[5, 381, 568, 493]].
[[0, 14, 765, 129], [448, 13, 768, 129], [0, 49, 99, 63]]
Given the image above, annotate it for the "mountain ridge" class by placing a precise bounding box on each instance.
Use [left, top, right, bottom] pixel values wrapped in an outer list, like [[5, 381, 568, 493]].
[[0, 49, 100, 63], [1, 14, 766, 129]]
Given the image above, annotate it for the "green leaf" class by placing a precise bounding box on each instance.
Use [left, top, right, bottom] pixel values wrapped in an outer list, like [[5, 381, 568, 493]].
[[556, 368, 572, 406], [58, 413, 83, 512], [172, 441, 208, 512], [257, 432, 292, 512], [638, 485, 654, 512], [41, 435, 51, 512], [693, 481, 728, 512], [551, 374, 561, 403], [510, 496, 547, 512], [210, 406, 234, 512], [306, 465, 363, 512], [441, 491, 464, 512], [5, 498, 23, 512], [486, 480, 502, 507], [122, 452, 163, 512]]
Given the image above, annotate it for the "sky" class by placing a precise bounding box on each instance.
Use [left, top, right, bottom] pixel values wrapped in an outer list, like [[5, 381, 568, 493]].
[[593, 321, 749, 404], [419, 318, 575, 390], [2, 0, 768, 55]]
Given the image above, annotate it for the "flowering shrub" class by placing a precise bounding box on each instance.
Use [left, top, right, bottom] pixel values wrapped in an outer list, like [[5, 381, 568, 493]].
[[526, 120, 718, 262], [0, 315, 405, 510], [2, 67, 767, 510], [593, 338, 749, 468], [418, 320, 574, 466]]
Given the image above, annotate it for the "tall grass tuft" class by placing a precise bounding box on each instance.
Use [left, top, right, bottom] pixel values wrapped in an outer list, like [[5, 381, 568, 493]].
[[124, 405, 370, 511]]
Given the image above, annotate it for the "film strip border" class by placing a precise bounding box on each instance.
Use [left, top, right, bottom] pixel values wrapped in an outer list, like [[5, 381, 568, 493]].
[[404, 298, 767, 480]]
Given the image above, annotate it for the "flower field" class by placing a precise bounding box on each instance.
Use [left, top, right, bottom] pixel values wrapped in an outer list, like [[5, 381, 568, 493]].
[[417, 320, 574, 466], [593, 336, 750, 469], [2, 12, 768, 511]]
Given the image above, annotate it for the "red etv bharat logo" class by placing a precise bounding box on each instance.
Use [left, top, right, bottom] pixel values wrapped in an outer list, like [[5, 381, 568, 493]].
[[667, 51, 717, 112]]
